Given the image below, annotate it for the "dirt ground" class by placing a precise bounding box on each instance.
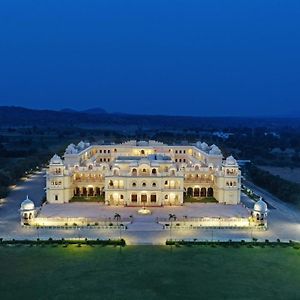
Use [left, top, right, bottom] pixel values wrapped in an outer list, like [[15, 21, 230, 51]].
[[258, 166, 300, 184]]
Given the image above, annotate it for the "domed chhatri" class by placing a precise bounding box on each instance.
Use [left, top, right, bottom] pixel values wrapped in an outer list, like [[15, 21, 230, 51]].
[[50, 154, 63, 165], [20, 196, 36, 225], [20, 195, 35, 211], [254, 198, 268, 214], [225, 155, 237, 166]]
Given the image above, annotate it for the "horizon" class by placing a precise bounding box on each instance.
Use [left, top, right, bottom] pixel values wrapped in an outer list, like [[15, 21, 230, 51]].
[[1, 104, 300, 118], [0, 0, 300, 116]]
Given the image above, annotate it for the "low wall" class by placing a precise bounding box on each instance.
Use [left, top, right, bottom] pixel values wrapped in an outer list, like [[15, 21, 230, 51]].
[[26, 217, 131, 227], [159, 217, 265, 229]]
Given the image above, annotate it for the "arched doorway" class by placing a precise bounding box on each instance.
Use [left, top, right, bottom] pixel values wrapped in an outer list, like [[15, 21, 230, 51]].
[[201, 188, 207, 197], [194, 188, 200, 197], [207, 187, 214, 197], [187, 187, 193, 197]]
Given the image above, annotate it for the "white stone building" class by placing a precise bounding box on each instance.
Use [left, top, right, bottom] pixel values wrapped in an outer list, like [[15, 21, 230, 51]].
[[46, 140, 241, 206]]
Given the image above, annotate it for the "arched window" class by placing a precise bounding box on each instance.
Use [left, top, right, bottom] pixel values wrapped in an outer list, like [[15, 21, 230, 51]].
[[152, 182, 156, 187], [131, 194, 137, 202], [142, 182, 146, 187], [132, 168, 137, 176], [142, 168, 147, 173], [132, 182, 136, 187], [151, 194, 157, 202], [165, 194, 169, 199], [141, 150, 145, 155], [194, 188, 200, 197], [141, 194, 147, 202], [152, 168, 157, 175]]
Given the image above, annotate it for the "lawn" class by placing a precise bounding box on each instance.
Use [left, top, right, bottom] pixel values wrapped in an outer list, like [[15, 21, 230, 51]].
[[0, 245, 300, 300]]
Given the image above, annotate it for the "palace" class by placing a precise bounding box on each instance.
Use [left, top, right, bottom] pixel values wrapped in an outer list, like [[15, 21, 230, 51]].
[[46, 140, 241, 206]]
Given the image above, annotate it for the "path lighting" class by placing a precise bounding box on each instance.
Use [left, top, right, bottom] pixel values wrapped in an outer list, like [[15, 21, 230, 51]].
[[169, 214, 177, 242], [114, 213, 122, 241]]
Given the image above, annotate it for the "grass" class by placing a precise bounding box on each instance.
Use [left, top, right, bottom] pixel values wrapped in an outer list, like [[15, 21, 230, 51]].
[[70, 195, 105, 202], [184, 196, 218, 203], [1, 245, 300, 300]]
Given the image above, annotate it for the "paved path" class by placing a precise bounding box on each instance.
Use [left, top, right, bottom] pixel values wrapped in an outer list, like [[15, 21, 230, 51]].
[[1, 173, 300, 244]]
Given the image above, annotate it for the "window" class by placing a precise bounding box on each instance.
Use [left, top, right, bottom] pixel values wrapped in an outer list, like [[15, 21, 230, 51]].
[[142, 168, 147, 173], [165, 180, 168, 185], [141, 194, 147, 202], [114, 149, 117, 152], [164, 194, 169, 199], [108, 150, 110, 153], [131, 194, 137, 202], [55, 195, 58, 201], [142, 182, 146, 187], [132, 182, 136, 187], [151, 194, 157, 202], [152, 182, 156, 187], [120, 194, 124, 200]]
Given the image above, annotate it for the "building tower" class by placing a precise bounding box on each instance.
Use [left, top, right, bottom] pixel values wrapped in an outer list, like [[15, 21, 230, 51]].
[[217, 155, 241, 204], [252, 197, 268, 225], [20, 195, 36, 225], [46, 154, 72, 203]]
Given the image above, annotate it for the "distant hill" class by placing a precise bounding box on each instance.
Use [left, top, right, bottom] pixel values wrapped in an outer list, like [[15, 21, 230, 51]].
[[82, 107, 107, 114], [0, 106, 299, 129], [60, 107, 107, 114], [60, 108, 77, 113]]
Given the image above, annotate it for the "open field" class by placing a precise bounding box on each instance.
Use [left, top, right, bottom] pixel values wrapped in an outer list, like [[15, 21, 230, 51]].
[[258, 166, 300, 184], [0, 245, 300, 300]]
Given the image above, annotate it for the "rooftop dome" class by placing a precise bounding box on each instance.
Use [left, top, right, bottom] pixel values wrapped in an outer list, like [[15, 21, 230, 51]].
[[77, 141, 86, 149], [225, 155, 237, 166], [137, 141, 148, 146], [50, 154, 63, 164], [20, 196, 35, 211], [65, 144, 78, 154], [201, 142, 209, 151], [209, 145, 222, 155], [253, 198, 268, 213]]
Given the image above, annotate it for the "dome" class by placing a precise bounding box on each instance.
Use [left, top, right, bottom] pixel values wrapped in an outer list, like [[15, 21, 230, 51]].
[[77, 141, 86, 149], [65, 144, 78, 154], [50, 154, 63, 164], [20, 196, 35, 211], [201, 142, 209, 151], [225, 155, 237, 166], [137, 141, 148, 146], [209, 145, 222, 155], [253, 198, 268, 213]]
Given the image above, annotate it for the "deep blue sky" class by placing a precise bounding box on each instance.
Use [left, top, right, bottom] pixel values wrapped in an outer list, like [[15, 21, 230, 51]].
[[0, 0, 300, 116]]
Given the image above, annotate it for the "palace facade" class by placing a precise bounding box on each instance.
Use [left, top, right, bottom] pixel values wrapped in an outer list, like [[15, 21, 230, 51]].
[[46, 140, 241, 206]]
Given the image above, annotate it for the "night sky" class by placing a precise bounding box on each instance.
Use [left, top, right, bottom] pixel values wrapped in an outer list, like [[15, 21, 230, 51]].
[[0, 0, 300, 116]]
